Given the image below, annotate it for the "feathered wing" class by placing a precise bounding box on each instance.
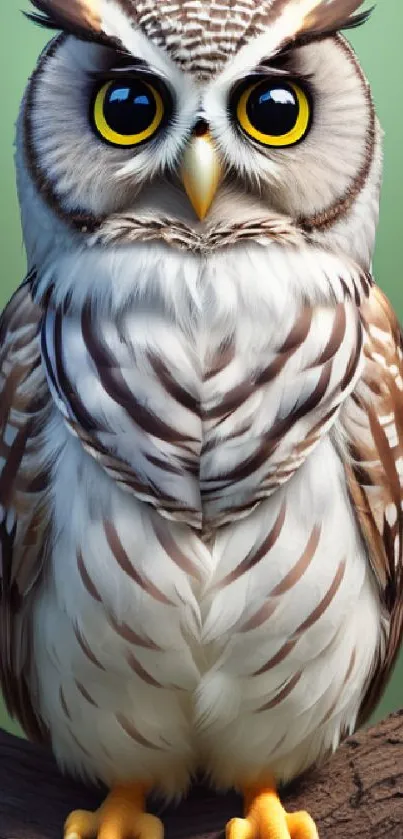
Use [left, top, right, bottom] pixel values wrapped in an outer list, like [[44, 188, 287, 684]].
[[0, 277, 55, 741], [342, 285, 403, 724]]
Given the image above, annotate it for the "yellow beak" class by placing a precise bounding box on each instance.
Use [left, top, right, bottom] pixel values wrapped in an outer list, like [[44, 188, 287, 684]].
[[181, 132, 222, 221]]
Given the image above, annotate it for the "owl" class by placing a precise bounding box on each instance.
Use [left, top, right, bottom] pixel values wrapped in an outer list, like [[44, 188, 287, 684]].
[[1, 0, 402, 838]]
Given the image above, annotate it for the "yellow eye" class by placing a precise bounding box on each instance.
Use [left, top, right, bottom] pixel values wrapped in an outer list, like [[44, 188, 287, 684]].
[[93, 78, 165, 147], [236, 79, 311, 147]]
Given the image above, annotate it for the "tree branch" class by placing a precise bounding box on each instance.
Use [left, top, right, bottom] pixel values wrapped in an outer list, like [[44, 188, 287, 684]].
[[1, 712, 402, 839]]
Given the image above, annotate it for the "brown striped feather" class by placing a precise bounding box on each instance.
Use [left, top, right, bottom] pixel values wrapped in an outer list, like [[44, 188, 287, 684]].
[[81, 301, 198, 446], [151, 514, 203, 583], [77, 548, 103, 604], [255, 671, 302, 713], [59, 685, 72, 720], [74, 623, 106, 671], [116, 713, 166, 751], [253, 559, 346, 674], [310, 304, 346, 367], [91, 214, 308, 252], [0, 278, 52, 742], [208, 359, 334, 491], [148, 353, 201, 416], [203, 301, 361, 514], [217, 502, 287, 590], [107, 612, 161, 650], [126, 650, 163, 688], [239, 530, 320, 628], [104, 519, 175, 604], [271, 524, 321, 596], [342, 285, 403, 724], [300, 559, 346, 632], [110, 1, 368, 78], [75, 679, 99, 707], [204, 340, 236, 382]]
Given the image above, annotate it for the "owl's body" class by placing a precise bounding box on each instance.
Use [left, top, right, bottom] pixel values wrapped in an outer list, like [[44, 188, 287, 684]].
[[2, 1, 403, 837], [30, 236, 380, 794]]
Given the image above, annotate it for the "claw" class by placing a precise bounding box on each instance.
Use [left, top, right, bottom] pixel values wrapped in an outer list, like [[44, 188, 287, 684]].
[[64, 784, 164, 839], [65, 810, 100, 839], [226, 783, 318, 839], [286, 812, 318, 839], [226, 817, 254, 839]]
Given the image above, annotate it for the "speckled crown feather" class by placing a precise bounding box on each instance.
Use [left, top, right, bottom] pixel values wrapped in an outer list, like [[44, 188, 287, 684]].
[[123, 0, 277, 75], [118, 0, 368, 75], [28, 0, 369, 77]]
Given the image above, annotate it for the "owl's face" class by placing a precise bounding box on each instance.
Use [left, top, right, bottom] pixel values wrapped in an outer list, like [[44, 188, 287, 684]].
[[19, 0, 381, 271]]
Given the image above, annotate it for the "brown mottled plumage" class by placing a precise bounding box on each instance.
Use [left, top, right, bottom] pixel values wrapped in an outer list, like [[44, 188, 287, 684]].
[[0, 278, 51, 742], [343, 287, 403, 725]]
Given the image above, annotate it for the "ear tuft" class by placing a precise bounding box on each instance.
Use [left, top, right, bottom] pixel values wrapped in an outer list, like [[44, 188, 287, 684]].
[[27, 0, 101, 34], [268, 0, 371, 42], [299, 0, 371, 37]]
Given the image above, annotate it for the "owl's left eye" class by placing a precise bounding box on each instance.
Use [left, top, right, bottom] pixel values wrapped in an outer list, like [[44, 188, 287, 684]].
[[234, 78, 311, 148], [92, 78, 166, 147]]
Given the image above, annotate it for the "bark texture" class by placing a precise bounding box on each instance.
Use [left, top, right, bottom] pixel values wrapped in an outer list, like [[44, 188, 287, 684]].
[[0, 711, 402, 839]]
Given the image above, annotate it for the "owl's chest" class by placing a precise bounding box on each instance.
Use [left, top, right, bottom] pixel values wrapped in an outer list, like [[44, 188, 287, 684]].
[[41, 244, 364, 527]]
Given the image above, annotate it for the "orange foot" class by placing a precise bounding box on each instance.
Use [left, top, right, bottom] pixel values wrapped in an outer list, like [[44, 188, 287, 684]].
[[64, 783, 163, 839], [226, 783, 318, 839]]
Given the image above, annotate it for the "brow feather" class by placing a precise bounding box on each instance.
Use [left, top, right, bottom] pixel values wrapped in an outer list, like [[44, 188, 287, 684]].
[[25, 0, 129, 52]]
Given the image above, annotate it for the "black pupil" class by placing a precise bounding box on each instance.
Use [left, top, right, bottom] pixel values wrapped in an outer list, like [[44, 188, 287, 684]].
[[103, 80, 157, 136], [246, 82, 299, 136]]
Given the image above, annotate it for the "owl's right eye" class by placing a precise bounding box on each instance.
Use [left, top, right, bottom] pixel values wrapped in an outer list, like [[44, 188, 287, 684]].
[[92, 78, 167, 148], [234, 78, 311, 148]]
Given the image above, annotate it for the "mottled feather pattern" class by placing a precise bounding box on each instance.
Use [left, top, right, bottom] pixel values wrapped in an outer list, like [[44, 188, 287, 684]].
[[121, 0, 370, 78], [28, 0, 369, 78], [341, 286, 403, 724], [89, 213, 307, 253], [28, 401, 380, 789], [12, 237, 379, 790], [39, 241, 368, 528], [130, 0, 276, 75], [0, 277, 56, 741], [0, 233, 380, 789]]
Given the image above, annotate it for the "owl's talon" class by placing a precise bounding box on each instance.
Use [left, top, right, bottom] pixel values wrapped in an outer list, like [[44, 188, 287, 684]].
[[64, 784, 164, 839], [226, 816, 254, 839], [286, 811, 319, 839], [64, 809, 100, 839], [226, 784, 318, 839]]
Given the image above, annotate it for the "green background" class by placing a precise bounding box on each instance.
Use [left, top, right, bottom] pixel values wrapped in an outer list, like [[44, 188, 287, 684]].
[[0, 1, 401, 738]]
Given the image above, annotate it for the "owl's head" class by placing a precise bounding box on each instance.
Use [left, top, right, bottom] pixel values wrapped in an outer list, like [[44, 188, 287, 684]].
[[18, 0, 381, 269]]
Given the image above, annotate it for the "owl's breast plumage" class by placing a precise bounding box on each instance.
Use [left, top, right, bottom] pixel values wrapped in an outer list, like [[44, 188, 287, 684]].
[[26, 239, 382, 790], [32, 374, 381, 791], [39, 240, 369, 529]]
